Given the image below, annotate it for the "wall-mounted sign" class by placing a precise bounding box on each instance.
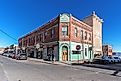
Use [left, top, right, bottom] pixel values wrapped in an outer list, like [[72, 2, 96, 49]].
[[72, 51, 81, 54], [60, 14, 70, 22], [76, 45, 81, 50]]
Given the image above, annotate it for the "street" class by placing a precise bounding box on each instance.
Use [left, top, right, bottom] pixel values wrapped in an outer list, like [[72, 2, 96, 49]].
[[0, 56, 121, 81]]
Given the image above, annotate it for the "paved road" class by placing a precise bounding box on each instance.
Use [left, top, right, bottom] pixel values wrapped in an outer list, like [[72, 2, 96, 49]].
[[0, 56, 121, 81]]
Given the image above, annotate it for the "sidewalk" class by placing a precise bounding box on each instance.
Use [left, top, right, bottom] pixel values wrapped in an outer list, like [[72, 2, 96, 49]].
[[27, 57, 70, 66]]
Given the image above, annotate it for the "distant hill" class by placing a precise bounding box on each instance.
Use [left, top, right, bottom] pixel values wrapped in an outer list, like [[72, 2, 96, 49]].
[[113, 52, 121, 56]]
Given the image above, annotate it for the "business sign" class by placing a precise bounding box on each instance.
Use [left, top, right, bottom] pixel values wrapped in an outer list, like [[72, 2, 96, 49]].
[[60, 14, 70, 22], [76, 45, 81, 50]]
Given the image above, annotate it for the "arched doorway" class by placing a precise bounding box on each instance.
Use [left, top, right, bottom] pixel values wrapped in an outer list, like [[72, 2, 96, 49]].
[[62, 46, 68, 61]]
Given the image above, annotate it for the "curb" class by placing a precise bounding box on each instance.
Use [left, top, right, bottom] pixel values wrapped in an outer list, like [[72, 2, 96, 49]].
[[27, 58, 70, 66]]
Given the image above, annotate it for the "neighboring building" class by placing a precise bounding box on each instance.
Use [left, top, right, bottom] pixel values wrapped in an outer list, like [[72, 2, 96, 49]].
[[0, 47, 5, 54], [83, 11, 103, 58], [4, 44, 20, 55], [18, 12, 103, 63], [102, 45, 112, 56]]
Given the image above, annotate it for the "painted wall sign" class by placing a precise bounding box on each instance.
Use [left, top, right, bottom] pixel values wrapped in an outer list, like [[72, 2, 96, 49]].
[[72, 51, 81, 54], [60, 14, 70, 22]]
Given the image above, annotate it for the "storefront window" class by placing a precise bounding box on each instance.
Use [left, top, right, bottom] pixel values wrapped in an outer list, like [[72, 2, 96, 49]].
[[85, 48, 87, 56]]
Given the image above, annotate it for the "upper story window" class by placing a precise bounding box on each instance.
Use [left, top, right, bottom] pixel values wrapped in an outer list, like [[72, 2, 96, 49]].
[[44, 32, 48, 39], [32, 36, 35, 44], [51, 28, 55, 38], [36, 35, 39, 42], [62, 26, 68, 36], [89, 33, 91, 41], [85, 31, 87, 40], [74, 27, 78, 37], [39, 34, 42, 41], [28, 38, 30, 43], [81, 30, 83, 40]]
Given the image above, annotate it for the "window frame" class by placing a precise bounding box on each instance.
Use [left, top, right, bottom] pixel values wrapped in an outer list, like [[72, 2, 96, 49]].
[[62, 26, 68, 36], [74, 27, 78, 37]]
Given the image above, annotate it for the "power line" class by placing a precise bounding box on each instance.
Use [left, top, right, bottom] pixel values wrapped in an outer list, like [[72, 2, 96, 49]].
[[0, 29, 17, 42]]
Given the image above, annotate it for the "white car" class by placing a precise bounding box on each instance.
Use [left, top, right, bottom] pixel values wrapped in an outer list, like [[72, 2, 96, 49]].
[[3, 53, 11, 57], [102, 56, 113, 63], [112, 56, 121, 63], [16, 53, 27, 60]]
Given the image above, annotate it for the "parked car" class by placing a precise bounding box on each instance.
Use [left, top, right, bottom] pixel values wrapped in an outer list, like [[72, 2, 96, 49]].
[[2, 53, 11, 57], [11, 53, 16, 59], [93, 58, 109, 64], [112, 56, 121, 63], [16, 53, 27, 60], [105, 56, 114, 63], [93, 56, 114, 64], [9, 53, 14, 58]]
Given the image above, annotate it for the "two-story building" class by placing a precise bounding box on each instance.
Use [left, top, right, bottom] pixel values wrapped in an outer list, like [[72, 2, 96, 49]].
[[18, 12, 103, 63], [103, 44, 112, 56]]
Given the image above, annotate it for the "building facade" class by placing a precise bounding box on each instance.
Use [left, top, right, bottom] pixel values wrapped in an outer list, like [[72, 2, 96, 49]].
[[0, 47, 5, 54], [18, 12, 103, 63], [103, 45, 112, 56], [83, 11, 103, 58]]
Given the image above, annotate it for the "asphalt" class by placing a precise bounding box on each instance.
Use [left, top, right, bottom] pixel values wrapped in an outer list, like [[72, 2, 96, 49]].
[[0, 56, 121, 81], [27, 57, 121, 77]]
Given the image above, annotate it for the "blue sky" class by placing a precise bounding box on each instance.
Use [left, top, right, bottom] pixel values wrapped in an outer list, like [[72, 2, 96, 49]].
[[0, 0, 121, 51]]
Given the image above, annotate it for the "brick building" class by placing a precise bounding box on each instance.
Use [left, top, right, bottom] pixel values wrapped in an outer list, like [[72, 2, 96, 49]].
[[0, 47, 4, 54], [102, 45, 112, 56], [18, 12, 103, 63]]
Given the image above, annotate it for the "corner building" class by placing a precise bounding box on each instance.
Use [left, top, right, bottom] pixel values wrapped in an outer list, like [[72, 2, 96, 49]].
[[18, 12, 103, 63]]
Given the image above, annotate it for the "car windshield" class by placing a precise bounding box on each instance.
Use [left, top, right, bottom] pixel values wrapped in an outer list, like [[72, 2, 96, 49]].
[[108, 57, 112, 59], [20, 54, 26, 55], [114, 57, 118, 59]]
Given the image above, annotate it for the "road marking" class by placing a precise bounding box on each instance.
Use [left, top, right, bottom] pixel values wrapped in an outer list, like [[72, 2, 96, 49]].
[[0, 62, 9, 81], [74, 68, 79, 70]]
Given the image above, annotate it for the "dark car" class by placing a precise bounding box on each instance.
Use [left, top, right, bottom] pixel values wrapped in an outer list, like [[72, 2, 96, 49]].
[[93, 58, 109, 64], [12, 53, 16, 59], [16, 53, 27, 60]]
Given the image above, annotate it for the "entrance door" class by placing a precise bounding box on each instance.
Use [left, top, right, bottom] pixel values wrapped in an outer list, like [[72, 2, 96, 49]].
[[62, 46, 68, 61]]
